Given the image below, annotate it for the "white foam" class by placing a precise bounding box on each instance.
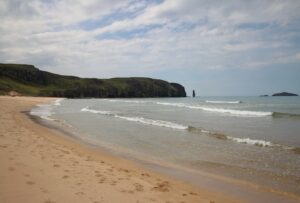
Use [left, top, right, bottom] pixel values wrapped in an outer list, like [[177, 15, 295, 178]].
[[205, 100, 242, 104], [156, 102, 185, 107], [103, 99, 148, 104], [228, 137, 273, 147], [80, 106, 112, 115], [53, 98, 64, 106], [201, 130, 210, 134], [81, 106, 187, 130], [155, 102, 272, 117], [103, 99, 118, 102], [197, 107, 273, 117], [30, 104, 54, 120], [115, 115, 188, 130], [123, 100, 148, 104]]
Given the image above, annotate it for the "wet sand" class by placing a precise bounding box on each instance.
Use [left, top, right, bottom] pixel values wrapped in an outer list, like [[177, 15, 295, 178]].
[[0, 96, 240, 203]]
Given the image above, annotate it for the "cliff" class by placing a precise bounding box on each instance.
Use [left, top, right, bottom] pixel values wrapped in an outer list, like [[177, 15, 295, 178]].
[[0, 63, 186, 98]]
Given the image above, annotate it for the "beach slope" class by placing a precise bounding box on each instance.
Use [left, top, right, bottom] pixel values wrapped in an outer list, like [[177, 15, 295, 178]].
[[0, 96, 239, 203]]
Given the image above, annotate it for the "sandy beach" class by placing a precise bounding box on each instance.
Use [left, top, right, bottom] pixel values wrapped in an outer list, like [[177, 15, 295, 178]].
[[0, 96, 240, 203]]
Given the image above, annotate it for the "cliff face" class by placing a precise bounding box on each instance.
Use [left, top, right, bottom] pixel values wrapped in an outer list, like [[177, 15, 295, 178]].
[[0, 63, 186, 98]]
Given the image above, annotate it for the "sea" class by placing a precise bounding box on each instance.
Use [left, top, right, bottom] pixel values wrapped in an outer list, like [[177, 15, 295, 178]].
[[30, 96, 300, 202]]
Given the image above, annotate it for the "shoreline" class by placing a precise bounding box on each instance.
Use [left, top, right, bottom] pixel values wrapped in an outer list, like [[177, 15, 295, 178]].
[[0, 96, 239, 203], [29, 106, 300, 203]]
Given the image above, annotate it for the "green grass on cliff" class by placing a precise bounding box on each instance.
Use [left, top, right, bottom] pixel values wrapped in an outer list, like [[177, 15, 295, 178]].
[[0, 63, 186, 98]]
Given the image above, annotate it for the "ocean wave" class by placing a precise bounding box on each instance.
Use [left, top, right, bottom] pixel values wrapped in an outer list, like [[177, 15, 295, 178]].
[[80, 107, 299, 153], [54, 98, 64, 106], [155, 102, 272, 117], [81, 107, 187, 130], [80, 106, 113, 115], [205, 100, 242, 104], [199, 107, 273, 117], [188, 126, 289, 149], [103, 99, 148, 104], [272, 112, 300, 119], [189, 126, 300, 154], [226, 136, 300, 154], [115, 115, 188, 130], [30, 104, 54, 120], [156, 102, 186, 107], [227, 137, 273, 147], [122, 100, 148, 104]]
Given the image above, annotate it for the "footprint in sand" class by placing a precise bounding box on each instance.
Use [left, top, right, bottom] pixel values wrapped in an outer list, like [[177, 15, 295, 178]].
[[40, 187, 48, 193], [75, 191, 85, 196], [0, 145, 7, 148], [62, 175, 69, 179], [61, 149, 70, 154], [8, 167, 15, 171], [127, 190, 135, 194], [141, 173, 150, 177], [44, 200, 56, 203], [110, 180, 117, 186], [98, 178, 106, 184], [152, 181, 170, 192], [133, 183, 144, 192], [26, 181, 35, 185], [53, 164, 60, 168]]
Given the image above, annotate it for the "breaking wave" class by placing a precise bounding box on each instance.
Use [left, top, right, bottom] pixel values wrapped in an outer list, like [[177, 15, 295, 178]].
[[155, 102, 272, 117], [272, 112, 300, 119], [30, 104, 54, 121], [103, 99, 148, 104], [188, 127, 299, 152], [102, 100, 300, 119], [54, 98, 64, 106], [80, 106, 299, 154], [81, 106, 113, 115], [81, 106, 187, 130], [187, 126, 273, 147], [115, 115, 188, 130], [205, 100, 242, 104], [227, 137, 273, 147]]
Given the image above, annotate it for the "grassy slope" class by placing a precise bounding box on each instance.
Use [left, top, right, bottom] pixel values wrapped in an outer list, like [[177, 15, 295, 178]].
[[0, 63, 186, 98]]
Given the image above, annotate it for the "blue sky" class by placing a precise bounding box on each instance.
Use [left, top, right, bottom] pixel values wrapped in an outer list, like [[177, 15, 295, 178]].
[[0, 0, 299, 96]]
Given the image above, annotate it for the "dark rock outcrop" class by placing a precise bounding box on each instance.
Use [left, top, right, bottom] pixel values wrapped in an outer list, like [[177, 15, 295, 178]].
[[272, 92, 298, 96], [0, 63, 186, 98]]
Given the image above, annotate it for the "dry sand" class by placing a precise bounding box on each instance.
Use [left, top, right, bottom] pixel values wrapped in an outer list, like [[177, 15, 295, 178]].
[[0, 96, 240, 203]]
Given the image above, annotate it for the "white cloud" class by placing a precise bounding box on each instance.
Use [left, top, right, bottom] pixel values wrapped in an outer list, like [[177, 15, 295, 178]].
[[0, 0, 299, 79]]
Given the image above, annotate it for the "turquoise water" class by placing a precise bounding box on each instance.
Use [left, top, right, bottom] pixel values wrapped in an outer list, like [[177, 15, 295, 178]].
[[31, 96, 300, 197]]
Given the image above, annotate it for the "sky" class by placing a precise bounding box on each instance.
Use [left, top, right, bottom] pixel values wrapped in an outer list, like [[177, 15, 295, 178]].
[[0, 0, 300, 96]]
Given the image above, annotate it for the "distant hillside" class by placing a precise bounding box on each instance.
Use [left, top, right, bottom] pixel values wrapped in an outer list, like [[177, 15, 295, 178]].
[[0, 63, 186, 98]]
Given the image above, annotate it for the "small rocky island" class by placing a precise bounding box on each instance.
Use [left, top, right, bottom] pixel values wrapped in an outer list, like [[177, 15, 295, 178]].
[[272, 92, 298, 96]]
